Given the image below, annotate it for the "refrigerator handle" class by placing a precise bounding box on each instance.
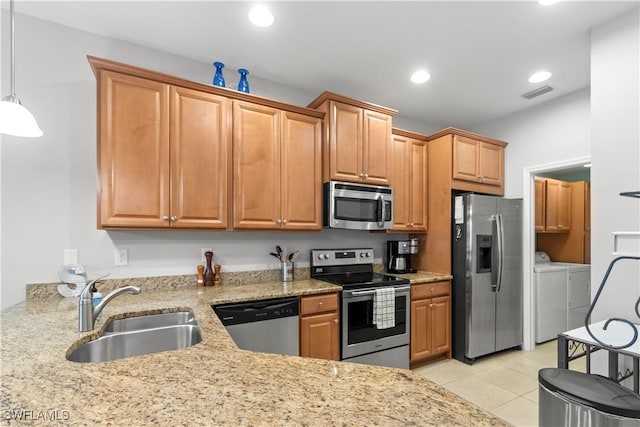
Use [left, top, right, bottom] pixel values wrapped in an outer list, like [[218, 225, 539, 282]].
[[495, 214, 505, 292]]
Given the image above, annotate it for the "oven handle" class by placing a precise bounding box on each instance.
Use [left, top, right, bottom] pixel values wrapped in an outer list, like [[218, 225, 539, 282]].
[[347, 286, 410, 296]]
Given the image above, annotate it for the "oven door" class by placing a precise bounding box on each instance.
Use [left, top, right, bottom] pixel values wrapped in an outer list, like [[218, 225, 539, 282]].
[[341, 286, 410, 359]]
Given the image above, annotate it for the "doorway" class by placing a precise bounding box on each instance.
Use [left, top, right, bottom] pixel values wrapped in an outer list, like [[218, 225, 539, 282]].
[[521, 156, 591, 351]]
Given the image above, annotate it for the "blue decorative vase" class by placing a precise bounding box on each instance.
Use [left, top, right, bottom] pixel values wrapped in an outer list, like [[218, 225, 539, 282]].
[[237, 68, 250, 93], [213, 61, 225, 87]]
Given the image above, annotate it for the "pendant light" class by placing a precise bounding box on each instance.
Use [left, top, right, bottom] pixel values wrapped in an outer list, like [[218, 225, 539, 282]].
[[0, 0, 42, 137]]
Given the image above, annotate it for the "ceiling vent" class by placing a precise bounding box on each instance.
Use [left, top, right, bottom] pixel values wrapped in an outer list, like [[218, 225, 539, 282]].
[[522, 85, 554, 100]]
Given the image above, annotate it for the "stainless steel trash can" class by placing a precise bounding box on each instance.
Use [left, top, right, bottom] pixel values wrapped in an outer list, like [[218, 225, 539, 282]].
[[539, 368, 640, 426]]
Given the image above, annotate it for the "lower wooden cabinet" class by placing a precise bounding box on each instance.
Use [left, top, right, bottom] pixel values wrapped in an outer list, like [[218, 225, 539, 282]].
[[410, 281, 451, 366], [299, 293, 340, 360]]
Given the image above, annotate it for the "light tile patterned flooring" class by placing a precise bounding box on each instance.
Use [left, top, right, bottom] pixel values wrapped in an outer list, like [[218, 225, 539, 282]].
[[412, 340, 586, 426]]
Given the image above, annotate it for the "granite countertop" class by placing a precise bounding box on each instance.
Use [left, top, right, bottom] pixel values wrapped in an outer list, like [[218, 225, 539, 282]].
[[390, 271, 453, 284], [1, 278, 507, 426]]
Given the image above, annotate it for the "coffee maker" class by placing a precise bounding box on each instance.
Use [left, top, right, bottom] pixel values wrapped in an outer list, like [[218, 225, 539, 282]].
[[386, 239, 418, 274]]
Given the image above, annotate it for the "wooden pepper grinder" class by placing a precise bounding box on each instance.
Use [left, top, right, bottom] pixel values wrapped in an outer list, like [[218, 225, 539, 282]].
[[204, 251, 215, 287], [196, 265, 205, 287], [213, 264, 222, 287]]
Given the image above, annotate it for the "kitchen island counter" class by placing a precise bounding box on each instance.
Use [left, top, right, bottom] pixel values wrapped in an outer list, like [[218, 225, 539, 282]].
[[1, 279, 507, 426]]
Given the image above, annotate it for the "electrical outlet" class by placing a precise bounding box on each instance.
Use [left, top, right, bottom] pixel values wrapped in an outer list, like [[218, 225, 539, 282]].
[[64, 249, 78, 265], [201, 248, 213, 263], [114, 249, 128, 266]]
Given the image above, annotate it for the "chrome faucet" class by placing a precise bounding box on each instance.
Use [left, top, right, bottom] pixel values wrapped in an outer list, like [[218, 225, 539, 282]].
[[78, 274, 141, 332]]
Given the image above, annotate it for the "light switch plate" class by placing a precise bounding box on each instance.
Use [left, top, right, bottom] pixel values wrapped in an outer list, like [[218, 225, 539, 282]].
[[64, 249, 78, 265]]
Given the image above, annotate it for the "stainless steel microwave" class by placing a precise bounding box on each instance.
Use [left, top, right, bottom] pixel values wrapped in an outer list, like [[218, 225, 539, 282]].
[[323, 181, 393, 230]]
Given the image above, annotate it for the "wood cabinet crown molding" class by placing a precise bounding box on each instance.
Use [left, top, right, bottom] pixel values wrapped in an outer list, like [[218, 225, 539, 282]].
[[307, 91, 397, 116], [87, 55, 324, 119], [426, 127, 508, 147], [392, 127, 429, 141]]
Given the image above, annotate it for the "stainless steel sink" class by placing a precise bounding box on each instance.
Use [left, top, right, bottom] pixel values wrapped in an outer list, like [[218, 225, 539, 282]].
[[67, 311, 202, 363], [103, 311, 197, 333]]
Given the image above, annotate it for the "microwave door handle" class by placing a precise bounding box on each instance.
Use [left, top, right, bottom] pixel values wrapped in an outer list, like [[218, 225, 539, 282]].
[[377, 195, 384, 228]]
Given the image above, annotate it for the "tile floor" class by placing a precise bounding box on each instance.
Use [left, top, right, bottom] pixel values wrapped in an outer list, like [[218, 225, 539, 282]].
[[412, 340, 587, 426]]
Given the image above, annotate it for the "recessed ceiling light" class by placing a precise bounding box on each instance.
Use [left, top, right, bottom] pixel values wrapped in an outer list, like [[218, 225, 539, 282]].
[[528, 70, 552, 83], [249, 5, 274, 27], [537, 0, 560, 5], [410, 70, 431, 84]]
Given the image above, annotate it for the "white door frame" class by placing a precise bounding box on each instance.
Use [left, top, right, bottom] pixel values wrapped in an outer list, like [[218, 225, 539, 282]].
[[521, 155, 591, 351]]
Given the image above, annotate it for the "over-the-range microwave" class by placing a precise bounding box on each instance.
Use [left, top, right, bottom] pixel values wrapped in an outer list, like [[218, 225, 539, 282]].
[[323, 181, 393, 230]]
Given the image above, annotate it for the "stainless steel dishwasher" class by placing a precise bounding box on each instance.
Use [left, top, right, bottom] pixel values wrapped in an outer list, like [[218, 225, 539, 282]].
[[212, 297, 299, 356]]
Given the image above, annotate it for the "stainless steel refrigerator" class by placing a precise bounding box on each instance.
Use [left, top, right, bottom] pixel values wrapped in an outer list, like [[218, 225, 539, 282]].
[[452, 193, 523, 363]]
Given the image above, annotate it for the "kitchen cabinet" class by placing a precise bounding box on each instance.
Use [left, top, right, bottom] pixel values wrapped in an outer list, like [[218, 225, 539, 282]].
[[89, 56, 325, 231], [232, 101, 322, 230], [535, 178, 546, 231], [390, 129, 428, 232], [544, 178, 571, 232], [308, 91, 397, 186], [452, 134, 504, 189], [410, 280, 451, 366], [95, 70, 230, 229], [419, 128, 508, 274], [299, 293, 340, 360]]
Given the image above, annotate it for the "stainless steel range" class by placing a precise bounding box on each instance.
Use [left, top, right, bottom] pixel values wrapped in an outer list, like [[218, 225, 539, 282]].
[[311, 248, 411, 369]]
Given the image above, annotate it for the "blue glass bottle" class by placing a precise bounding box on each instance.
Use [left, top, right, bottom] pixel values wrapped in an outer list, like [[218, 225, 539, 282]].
[[213, 61, 225, 87], [237, 68, 250, 93]]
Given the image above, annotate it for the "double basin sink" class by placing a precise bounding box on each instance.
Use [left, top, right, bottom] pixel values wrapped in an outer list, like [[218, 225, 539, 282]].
[[67, 310, 202, 363]]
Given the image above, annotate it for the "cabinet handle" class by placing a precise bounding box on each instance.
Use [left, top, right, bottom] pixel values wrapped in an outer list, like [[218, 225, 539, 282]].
[[171, 216, 177, 222], [276, 219, 282, 224], [334, 319, 339, 324], [364, 173, 369, 178], [318, 301, 324, 306], [162, 216, 170, 221], [282, 219, 287, 224], [359, 173, 364, 178]]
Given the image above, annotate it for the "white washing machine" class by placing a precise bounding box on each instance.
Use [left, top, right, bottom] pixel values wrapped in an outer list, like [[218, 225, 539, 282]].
[[534, 252, 591, 343]]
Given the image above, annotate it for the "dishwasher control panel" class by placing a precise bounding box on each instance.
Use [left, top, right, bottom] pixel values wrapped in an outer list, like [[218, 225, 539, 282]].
[[212, 296, 299, 326]]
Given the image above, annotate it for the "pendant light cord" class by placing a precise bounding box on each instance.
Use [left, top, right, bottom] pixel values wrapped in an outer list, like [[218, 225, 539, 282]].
[[9, 0, 16, 97]]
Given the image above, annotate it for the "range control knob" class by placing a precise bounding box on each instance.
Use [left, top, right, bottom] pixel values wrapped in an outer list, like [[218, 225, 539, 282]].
[[365, 252, 371, 258], [324, 253, 331, 260], [318, 253, 325, 260]]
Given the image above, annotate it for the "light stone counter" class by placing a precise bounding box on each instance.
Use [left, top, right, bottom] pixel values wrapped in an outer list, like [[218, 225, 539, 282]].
[[1, 279, 508, 426], [388, 271, 454, 284]]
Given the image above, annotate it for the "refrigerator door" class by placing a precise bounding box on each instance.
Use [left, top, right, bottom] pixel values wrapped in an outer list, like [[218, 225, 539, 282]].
[[495, 198, 523, 351], [465, 194, 498, 359]]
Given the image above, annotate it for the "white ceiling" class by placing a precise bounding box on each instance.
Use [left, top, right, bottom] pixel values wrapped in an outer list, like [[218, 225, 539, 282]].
[[11, 1, 639, 129]]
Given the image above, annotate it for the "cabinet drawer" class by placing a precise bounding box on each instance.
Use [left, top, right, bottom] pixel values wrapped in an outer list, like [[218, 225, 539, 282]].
[[411, 281, 450, 300], [300, 293, 339, 315]]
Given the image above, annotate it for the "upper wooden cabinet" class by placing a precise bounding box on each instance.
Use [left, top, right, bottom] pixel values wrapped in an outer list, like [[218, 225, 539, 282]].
[[536, 177, 571, 233], [232, 101, 322, 230], [96, 70, 231, 229], [390, 129, 428, 232], [308, 91, 396, 186], [452, 134, 505, 189], [89, 56, 323, 230]]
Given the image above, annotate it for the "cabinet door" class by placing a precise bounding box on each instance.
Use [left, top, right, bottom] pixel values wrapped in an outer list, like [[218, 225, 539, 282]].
[[232, 101, 281, 229], [478, 142, 503, 187], [452, 135, 480, 183], [281, 112, 322, 230], [535, 178, 546, 231], [545, 179, 561, 231], [390, 134, 411, 231], [430, 296, 451, 355], [300, 312, 340, 360], [557, 181, 571, 231], [98, 71, 170, 228], [170, 87, 230, 229], [410, 299, 433, 362], [409, 138, 428, 231], [584, 182, 591, 231], [329, 101, 362, 183], [362, 110, 391, 185]]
